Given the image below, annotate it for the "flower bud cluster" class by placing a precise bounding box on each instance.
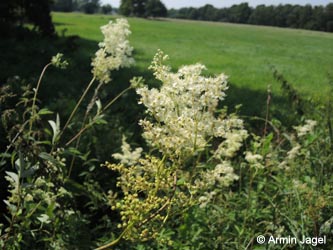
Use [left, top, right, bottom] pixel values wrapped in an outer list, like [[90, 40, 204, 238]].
[[106, 155, 175, 241], [51, 53, 68, 69]]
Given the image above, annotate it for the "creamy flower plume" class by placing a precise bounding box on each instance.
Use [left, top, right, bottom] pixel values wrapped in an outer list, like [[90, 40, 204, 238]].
[[92, 18, 134, 83], [137, 50, 247, 159]]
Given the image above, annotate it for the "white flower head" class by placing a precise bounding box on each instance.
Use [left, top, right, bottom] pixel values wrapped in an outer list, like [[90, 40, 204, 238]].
[[112, 136, 143, 166], [92, 18, 135, 84], [293, 119, 317, 137], [245, 151, 264, 169], [287, 143, 301, 160], [51, 53, 68, 69], [137, 50, 242, 159]]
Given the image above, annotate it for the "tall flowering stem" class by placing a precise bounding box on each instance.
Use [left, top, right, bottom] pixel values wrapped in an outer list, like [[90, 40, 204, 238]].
[[60, 18, 135, 141], [104, 51, 249, 246], [63, 18, 135, 177]]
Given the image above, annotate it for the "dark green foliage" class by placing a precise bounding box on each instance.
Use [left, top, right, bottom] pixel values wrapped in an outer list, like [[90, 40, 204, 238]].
[[228, 3, 252, 23], [52, 0, 75, 12], [101, 4, 112, 14], [145, 0, 167, 17], [0, 0, 54, 37], [168, 2, 333, 33], [120, 0, 167, 18], [82, 1, 99, 14], [119, 0, 133, 16], [52, 0, 101, 13], [120, 0, 147, 17]]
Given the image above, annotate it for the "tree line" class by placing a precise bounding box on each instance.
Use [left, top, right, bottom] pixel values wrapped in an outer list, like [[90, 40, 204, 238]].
[[119, 0, 167, 18], [52, 0, 113, 14], [52, 0, 168, 17], [168, 2, 333, 32]]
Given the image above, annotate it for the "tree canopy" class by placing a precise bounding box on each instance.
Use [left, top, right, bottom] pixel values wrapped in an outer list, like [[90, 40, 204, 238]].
[[0, 0, 54, 36], [119, 0, 167, 17]]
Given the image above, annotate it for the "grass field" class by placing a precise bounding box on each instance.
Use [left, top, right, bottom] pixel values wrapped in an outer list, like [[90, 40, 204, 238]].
[[53, 12, 333, 98]]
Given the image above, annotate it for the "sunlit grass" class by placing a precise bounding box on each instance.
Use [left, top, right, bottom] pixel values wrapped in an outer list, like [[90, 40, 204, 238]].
[[53, 12, 333, 98]]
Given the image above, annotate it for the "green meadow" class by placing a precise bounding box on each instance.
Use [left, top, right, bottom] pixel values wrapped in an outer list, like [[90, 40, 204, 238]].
[[53, 12, 333, 97]]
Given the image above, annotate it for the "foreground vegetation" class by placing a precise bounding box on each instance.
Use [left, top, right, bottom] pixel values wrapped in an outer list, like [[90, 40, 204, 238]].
[[1, 13, 333, 250]]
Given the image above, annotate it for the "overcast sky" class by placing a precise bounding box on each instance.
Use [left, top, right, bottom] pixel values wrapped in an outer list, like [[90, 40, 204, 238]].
[[101, 0, 332, 8]]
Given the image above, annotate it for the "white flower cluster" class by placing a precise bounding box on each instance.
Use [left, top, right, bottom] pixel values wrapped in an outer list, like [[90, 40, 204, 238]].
[[112, 136, 143, 166], [196, 162, 238, 208], [286, 143, 301, 160], [245, 151, 264, 169], [136, 50, 247, 159], [91, 18, 134, 84], [293, 119, 317, 137], [51, 53, 68, 69], [204, 161, 239, 187]]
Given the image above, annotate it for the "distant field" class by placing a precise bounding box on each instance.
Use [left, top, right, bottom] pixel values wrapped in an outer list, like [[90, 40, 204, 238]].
[[52, 12, 333, 99]]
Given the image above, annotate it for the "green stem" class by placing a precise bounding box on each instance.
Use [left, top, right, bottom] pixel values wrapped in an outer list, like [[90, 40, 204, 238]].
[[59, 76, 96, 140], [94, 222, 135, 250], [65, 86, 132, 146], [65, 121, 93, 146], [29, 62, 52, 132], [102, 86, 132, 113]]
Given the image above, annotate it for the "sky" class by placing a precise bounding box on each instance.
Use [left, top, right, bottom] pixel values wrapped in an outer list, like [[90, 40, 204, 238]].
[[101, 0, 333, 8]]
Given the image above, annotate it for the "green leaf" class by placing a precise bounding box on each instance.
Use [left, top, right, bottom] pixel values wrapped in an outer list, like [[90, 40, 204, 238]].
[[96, 99, 102, 113], [67, 147, 82, 156], [38, 108, 53, 115], [37, 214, 51, 224], [3, 200, 17, 213], [5, 171, 19, 184], [39, 152, 60, 168], [0, 153, 11, 158], [48, 113, 60, 145]]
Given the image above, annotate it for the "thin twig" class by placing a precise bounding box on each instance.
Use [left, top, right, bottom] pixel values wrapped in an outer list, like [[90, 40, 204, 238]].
[[264, 86, 271, 137]]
